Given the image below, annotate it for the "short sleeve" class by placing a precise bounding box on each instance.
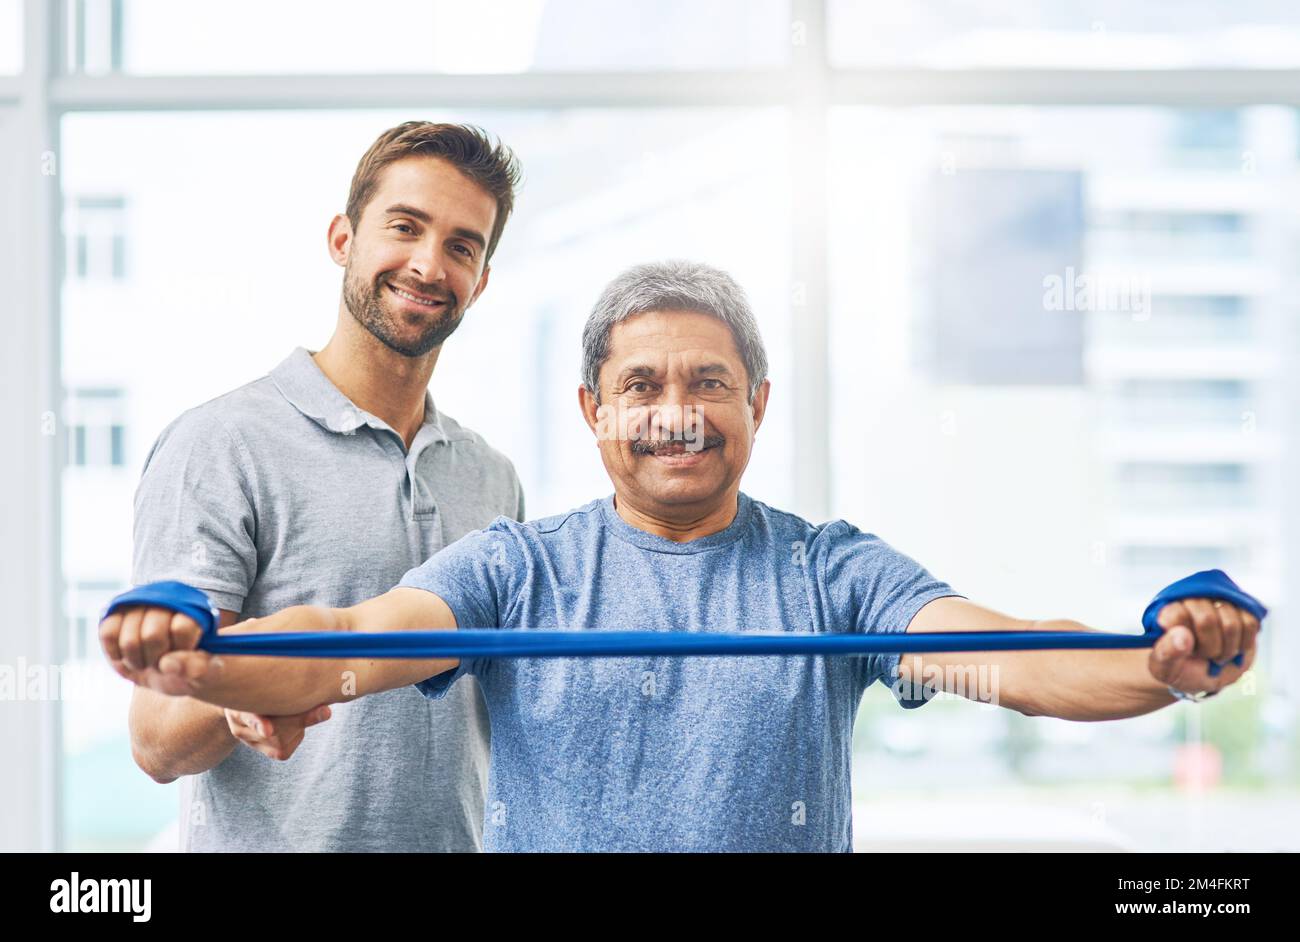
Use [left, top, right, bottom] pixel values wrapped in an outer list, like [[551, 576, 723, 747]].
[[132, 409, 259, 614], [397, 520, 523, 700], [818, 522, 964, 710]]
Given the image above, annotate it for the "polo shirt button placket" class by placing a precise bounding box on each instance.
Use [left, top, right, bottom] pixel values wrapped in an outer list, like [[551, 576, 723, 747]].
[[407, 451, 439, 521]]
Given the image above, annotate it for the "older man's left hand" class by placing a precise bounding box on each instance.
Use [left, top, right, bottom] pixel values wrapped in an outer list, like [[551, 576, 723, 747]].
[[1148, 597, 1260, 697]]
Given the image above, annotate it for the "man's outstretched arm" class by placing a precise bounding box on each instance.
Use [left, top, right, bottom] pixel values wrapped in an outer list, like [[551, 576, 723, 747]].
[[100, 587, 459, 717], [897, 596, 1260, 721]]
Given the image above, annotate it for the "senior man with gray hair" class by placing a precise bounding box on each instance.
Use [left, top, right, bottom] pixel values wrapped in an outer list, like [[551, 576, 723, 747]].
[[102, 260, 1262, 852]]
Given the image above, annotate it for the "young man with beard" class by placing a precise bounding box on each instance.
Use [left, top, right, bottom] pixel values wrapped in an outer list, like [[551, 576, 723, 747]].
[[123, 122, 524, 851]]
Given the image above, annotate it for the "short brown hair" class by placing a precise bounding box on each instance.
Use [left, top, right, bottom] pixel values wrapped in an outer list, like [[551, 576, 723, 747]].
[[345, 121, 521, 262]]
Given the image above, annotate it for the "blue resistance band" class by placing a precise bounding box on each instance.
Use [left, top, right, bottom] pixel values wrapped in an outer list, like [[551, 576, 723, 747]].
[[102, 569, 1265, 662]]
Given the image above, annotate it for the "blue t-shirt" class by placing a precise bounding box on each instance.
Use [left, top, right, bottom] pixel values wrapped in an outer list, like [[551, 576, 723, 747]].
[[399, 492, 962, 851]]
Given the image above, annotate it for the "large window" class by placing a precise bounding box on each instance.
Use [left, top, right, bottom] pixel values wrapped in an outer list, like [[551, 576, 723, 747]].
[[828, 106, 1294, 850], [828, 1, 1300, 69], [114, 0, 790, 74], [0, 0, 19, 74], [3, 0, 1296, 853]]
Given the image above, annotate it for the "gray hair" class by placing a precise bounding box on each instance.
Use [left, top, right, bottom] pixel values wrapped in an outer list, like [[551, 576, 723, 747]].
[[581, 260, 769, 402]]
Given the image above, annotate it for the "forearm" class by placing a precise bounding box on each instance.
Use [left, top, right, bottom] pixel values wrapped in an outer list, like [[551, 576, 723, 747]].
[[1005, 619, 1177, 721], [128, 688, 236, 783], [183, 597, 457, 715], [187, 649, 357, 717], [149, 603, 348, 715]]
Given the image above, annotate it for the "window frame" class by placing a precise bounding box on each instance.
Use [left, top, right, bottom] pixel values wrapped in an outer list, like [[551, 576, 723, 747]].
[[4, 0, 1298, 851]]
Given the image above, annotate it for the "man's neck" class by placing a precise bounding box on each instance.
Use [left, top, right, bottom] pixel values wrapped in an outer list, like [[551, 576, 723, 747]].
[[612, 490, 741, 543], [312, 324, 439, 450]]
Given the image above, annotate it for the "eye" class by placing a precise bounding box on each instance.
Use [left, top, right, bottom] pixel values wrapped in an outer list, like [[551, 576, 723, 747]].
[[392, 223, 415, 234], [451, 243, 475, 258], [627, 381, 654, 393], [699, 378, 724, 389]]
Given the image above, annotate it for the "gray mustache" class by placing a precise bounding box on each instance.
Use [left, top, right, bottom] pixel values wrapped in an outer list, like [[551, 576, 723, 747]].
[[630, 434, 725, 455]]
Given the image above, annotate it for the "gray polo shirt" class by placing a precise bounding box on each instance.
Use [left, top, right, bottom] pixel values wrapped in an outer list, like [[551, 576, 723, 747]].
[[132, 346, 523, 852]]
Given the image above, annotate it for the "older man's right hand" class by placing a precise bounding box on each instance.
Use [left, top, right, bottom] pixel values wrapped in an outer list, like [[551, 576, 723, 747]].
[[99, 604, 212, 696]]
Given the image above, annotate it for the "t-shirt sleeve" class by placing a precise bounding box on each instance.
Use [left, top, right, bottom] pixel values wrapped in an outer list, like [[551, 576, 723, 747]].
[[397, 520, 522, 700], [132, 409, 259, 614], [818, 521, 964, 709]]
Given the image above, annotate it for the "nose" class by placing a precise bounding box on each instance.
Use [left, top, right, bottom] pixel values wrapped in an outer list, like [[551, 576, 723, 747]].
[[649, 384, 695, 439], [406, 237, 446, 285]]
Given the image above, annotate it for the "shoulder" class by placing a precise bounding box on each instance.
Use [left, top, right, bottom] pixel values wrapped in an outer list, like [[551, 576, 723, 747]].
[[527, 498, 606, 536], [744, 494, 861, 558], [744, 495, 822, 542], [466, 498, 605, 550], [434, 410, 523, 486], [144, 375, 287, 465], [406, 502, 602, 589], [744, 496, 903, 570], [436, 498, 605, 565], [153, 375, 288, 446], [135, 378, 292, 513], [810, 519, 907, 573]]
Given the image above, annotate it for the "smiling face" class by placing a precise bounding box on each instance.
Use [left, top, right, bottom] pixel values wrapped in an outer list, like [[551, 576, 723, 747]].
[[334, 156, 497, 357], [580, 309, 770, 519]]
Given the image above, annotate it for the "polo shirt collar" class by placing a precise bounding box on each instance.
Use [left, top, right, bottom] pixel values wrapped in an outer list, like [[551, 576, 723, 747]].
[[269, 346, 448, 444]]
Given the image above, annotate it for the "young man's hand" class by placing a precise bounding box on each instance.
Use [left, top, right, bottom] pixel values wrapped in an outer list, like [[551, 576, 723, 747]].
[[224, 704, 333, 761]]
